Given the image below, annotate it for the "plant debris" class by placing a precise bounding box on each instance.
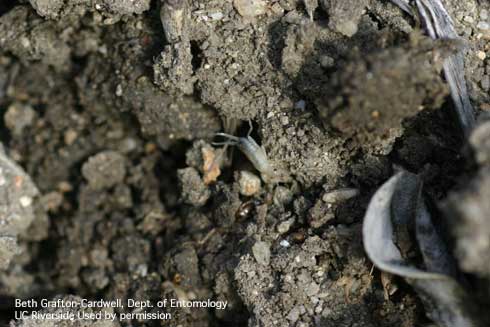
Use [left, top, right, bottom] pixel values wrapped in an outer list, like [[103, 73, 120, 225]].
[[363, 171, 483, 326]]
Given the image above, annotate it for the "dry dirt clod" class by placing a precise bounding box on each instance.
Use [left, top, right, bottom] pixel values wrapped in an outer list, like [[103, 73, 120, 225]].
[[81, 151, 127, 190], [321, 0, 369, 37], [233, 0, 267, 18], [238, 171, 261, 196], [321, 38, 449, 155], [177, 167, 210, 207], [0, 145, 45, 270], [252, 240, 271, 266], [40, 191, 63, 212], [28, 0, 64, 19], [154, 42, 195, 95], [100, 0, 151, 16], [308, 199, 335, 228], [4, 102, 36, 136], [469, 120, 490, 165], [202, 145, 221, 185]]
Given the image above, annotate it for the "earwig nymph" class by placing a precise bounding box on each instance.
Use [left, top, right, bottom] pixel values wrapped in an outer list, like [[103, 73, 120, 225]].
[[213, 132, 290, 184]]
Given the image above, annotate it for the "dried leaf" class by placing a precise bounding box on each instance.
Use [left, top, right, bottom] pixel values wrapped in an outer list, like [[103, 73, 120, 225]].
[[391, 0, 413, 14], [363, 171, 479, 327]]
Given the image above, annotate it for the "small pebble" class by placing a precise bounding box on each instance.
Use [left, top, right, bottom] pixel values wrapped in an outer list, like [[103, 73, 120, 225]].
[[477, 51, 487, 60], [481, 75, 490, 91], [64, 129, 78, 145], [464, 16, 475, 24], [477, 21, 490, 30], [294, 100, 306, 111], [238, 171, 261, 196], [273, 186, 293, 206], [480, 9, 489, 20], [4, 103, 36, 136], [270, 3, 284, 16], [233, 0, 266, 18], [40, 192, 63, 212], [252, 241, 271, 266], [19, 196, 33, 207], [58, 181, 73, 193], [320, 55, 335, 68], [177, 167, 210, 206], [287, 307, 300, 322], [277, 218, 295, 234], [208, 12, 224, 20], [115, 84, 123, 97], [470, 121, 490, 164]]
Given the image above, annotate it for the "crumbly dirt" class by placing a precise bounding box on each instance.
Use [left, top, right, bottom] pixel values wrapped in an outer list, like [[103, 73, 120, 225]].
[[1, 0, 490, 326]]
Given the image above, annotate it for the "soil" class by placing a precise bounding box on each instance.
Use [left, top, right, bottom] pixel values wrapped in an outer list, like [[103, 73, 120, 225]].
[[0, 0, 489, 326]]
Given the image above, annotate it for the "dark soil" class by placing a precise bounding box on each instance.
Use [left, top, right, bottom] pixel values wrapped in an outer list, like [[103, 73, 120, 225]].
[[1, 0, 489, 326]]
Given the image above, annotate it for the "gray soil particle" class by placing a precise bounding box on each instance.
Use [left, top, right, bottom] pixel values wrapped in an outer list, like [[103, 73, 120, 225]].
[[0, 237, 21, 270], [161, 244, 202, 290], [82, 151, 127, 190], [100, 0, 151, 16], [4, 102, 36, 136], [233, 0, 267, 18], [481, 74, 490, 91], [28, 0, 64, 19], [126, 78, 220, 148], [277, 217, 295, 234], [0, 146, 43, 235], [252, 240, 271, 266], [282, 23, 317, 78], [308, 199, 334, 228], [236, 231, 416, 327], [238, 171, 261, 196], [177, 167, 210, 206], [0, 7, 71, 70], [470, 120, 490, 165], [112, 235, 150, 275], [323, 0, 369, 37], [154, 41, 196, 95], [28, 0, 150, 19]]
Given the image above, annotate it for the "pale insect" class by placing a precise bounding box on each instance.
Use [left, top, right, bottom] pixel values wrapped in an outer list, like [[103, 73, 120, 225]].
[[213, 121, 290, 184]]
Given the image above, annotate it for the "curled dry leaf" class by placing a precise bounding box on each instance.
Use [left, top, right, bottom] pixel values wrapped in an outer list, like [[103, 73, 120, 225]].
[[390, 0, 413, 14], [363, 171, 480, 327]]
